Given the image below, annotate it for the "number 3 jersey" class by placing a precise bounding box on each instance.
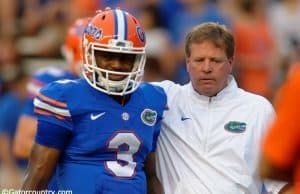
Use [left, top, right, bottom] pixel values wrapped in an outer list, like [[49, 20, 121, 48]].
[[33, 78, 167, 194]]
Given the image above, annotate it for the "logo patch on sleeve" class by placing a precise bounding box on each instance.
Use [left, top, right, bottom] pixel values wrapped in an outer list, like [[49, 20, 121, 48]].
[[141, 109, 157, 126], [224, 121, 246, 133]]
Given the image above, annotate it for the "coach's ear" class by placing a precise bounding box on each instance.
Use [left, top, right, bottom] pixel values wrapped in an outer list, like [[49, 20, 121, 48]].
[[227, 57, 234, 74], [186, 57, 191, 73]]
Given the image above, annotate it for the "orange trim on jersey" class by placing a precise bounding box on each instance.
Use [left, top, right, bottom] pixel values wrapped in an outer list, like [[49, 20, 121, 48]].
[[34, 108, 66, 120], [37, 93, 67, 108]]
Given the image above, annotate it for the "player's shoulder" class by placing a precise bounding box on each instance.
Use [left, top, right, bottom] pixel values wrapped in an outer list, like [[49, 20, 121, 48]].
[[140, 82, 166, 96], [150, 80, 185, 102], [140, 82, 166, 98], [39, 78, 82, 101], [138, 82, 167, 106]]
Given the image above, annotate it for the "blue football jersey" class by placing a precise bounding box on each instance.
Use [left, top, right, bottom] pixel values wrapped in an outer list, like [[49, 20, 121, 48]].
[[34, 78, 167, 194], [23, 66, 77, 116]]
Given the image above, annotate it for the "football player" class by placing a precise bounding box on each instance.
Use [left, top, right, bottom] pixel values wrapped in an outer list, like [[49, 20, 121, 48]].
[[22, 8, 165, 194]]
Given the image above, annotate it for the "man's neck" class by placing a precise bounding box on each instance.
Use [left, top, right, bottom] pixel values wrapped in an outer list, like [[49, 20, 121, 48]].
[[110, 94, 131, 106]]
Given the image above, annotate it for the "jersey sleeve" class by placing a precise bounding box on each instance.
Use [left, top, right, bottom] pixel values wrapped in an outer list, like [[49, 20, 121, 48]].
[[35, 120, 71, 150], [33, 81, 74, 149], [262, 70, 300, 169]]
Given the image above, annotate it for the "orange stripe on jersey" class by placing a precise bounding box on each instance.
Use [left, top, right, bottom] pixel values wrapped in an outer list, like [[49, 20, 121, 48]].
[[37, 93, 67, 108], [34, 108, 66, 120]]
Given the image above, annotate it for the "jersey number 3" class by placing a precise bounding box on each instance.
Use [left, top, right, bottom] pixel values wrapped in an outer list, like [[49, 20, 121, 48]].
[[105, 131, 142, 178]]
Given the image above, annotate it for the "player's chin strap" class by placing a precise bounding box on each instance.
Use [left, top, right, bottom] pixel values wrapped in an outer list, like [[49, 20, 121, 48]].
[[98, 82, 133, 93], [95, 73, 133, 93]]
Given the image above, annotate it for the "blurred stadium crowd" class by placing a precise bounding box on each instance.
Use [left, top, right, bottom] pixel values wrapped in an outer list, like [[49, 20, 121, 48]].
[[1, 0, 300, 189]]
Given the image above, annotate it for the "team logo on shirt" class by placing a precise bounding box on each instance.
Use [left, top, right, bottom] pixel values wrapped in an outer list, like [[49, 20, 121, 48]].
[[224, 121, 247, 133], [141, 109, 157, 126]]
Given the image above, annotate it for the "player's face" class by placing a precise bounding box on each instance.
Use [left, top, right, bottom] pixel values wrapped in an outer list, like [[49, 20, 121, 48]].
[[94, 51, 136, 81], [186, 41, 233, 97]]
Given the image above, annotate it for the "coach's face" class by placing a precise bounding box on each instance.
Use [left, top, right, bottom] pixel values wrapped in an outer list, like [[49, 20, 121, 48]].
[[186, 40, 233, 97]]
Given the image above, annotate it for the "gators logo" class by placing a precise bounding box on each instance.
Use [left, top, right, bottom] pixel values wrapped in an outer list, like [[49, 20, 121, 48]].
[[141, 109, 157, 126], [224, 121, 246, 133], [136, 26, 145, 44], [84, 25, 102, 40]]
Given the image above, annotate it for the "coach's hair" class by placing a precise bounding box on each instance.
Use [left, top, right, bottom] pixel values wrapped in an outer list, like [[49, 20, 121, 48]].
[[185, 22, 235, 59]]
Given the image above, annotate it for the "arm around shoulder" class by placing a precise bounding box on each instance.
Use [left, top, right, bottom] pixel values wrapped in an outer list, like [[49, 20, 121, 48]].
[[150, 80, 178, 95]]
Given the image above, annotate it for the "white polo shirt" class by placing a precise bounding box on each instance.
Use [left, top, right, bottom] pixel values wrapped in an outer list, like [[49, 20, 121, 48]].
[[154, 76, 284, 194]]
